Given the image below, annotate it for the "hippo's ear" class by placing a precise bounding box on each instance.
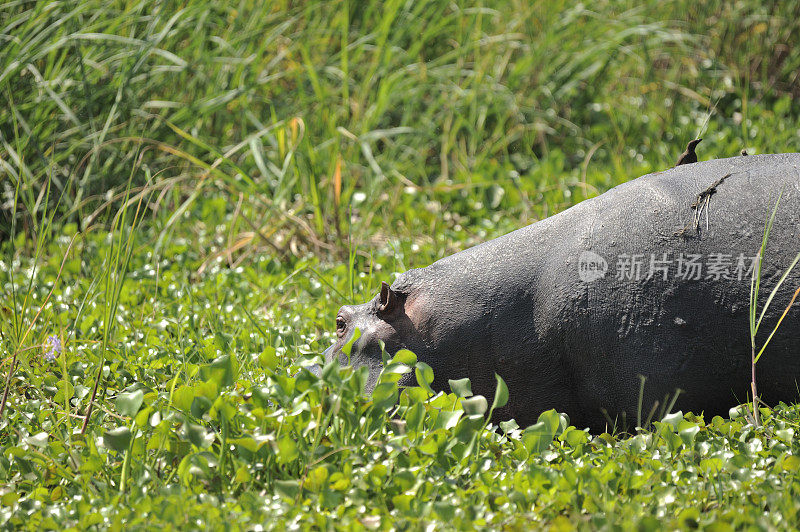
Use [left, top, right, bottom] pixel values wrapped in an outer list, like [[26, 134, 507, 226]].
[[378, 281, 401, 318]]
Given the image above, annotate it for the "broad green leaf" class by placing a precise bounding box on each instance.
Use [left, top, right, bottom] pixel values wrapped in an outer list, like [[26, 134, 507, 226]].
[[400, 386, 429, 406], [181, 422, 214, 449], [305, 465, 329, 492], [460, 395, 488, 416], [521, 412, 560, 456], [499, 419, 519, 434], [561, 426, 590, 447], [25, 432, 49, 448], [103, 427, 132, 452], [415, 362, 435, 394], [201, 354, 238, 388], [678, 422, 700, 446], [115, 390, 144, 417], [341, 328, 361, 357], [391, 349, 417, 366], [537, 409, 562, 434], [449, 378, 473, 398], [661, 411, 684, 430], [434, 410, 463, 431], [234, 465, 251, 483], [405, 402, 425, 433], [173, 385, 195, 412], [191, 396, 213, 418], [258, 347, 279, 371], [274, 479, 300, 501], [454, 415, 484, 442], [782, 455, 800, 472], [491, 374, 509, 411], [371, 382, 398, 410], [276, 435, 298, 464]]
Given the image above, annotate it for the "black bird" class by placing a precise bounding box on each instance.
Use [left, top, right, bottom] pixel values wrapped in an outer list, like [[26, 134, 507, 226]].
[[675, 138, 702, 166], [741, 149, 748, 156]]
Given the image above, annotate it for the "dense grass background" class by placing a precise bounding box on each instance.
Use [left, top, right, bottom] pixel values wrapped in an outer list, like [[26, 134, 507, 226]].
[[2, 0, 800, 528]]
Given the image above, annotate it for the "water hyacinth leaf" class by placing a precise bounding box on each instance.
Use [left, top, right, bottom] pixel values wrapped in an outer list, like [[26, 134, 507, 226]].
[[371, 382, 398, 410], [212, 395, 238, 420], [391, 349, 417, 366], [230, 437, 259, 453], [405, 402, 425, 433], [197, 380, 220, 402], [560, 426, 590, 447], [380, 341, 390, 366], [729, 405, 747, 419], [499, 419, 519, 434], [321, 361, 340, 382], [782, 455, 800, 472], [449, 378, 473, 398], [392, 494, 414, 513], [103, 427, 132, 452], [54, 382, 75, 403], [400, 386, 429, 406], [521, 421, 554, 455], [415, 362, 435, 394], [115, 389, 144, 417], [434, 410, 463, 431], [491, 374, 509, 411], [699, 457, 725, 474], [234, 465, 252, 484], [521, 410, 561, 455], [258, 347, 279, 371], [274, 479, 300, 501], [776, 428, 795, 443], [181, 422, 214, 449], [341, 328, 361, 357], [538, 409, 562, 435], [191, 396, 213, 418], [135, 407, 152, 427], [1, 493, 19, 507], [378, 370, 403, 385], [454, 415, 485, 442], [305, 465, 329, 492], [460, 395, 488, 416], [172, 385, 195, 412], [678, 422, 700, 446], [452, 434, 479, 461], [25, 432, 49, 448], [661, 411, 684, 430], [382, 363, 413, 375], [276, 435, 298, 464], [201, 354, 238, 388]]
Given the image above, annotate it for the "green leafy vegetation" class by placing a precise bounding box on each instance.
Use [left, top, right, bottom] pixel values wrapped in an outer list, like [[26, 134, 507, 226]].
[[2, 0, 800, 528]]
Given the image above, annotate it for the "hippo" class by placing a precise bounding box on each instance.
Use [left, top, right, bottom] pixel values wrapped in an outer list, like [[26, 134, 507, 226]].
[[323, 154, 800, 431]]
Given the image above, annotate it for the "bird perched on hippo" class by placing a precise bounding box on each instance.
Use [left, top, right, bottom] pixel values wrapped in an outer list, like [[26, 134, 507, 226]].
[[323, 153, 800, 432]]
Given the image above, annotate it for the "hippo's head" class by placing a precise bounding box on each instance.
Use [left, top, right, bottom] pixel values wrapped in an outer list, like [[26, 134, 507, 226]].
[[323, 282, 424, 392]]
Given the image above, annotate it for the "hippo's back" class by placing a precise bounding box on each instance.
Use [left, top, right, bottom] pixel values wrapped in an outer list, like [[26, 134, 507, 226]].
[[393, 154, 800, 430]]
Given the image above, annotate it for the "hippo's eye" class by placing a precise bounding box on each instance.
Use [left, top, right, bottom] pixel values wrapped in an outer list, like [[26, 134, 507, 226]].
[[336, 316, 346, 337]]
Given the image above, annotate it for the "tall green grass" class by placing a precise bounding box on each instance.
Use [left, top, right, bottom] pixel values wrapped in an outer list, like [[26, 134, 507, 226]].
[[3, 1, 799, 256], [748, 191, 800, 425]]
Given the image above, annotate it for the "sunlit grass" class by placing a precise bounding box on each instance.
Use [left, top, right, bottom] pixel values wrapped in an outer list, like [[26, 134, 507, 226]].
[[1, 0, 800, 528]]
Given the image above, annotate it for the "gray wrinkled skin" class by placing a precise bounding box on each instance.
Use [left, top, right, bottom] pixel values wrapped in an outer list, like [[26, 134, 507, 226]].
[[325, 154, 800, 432]]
